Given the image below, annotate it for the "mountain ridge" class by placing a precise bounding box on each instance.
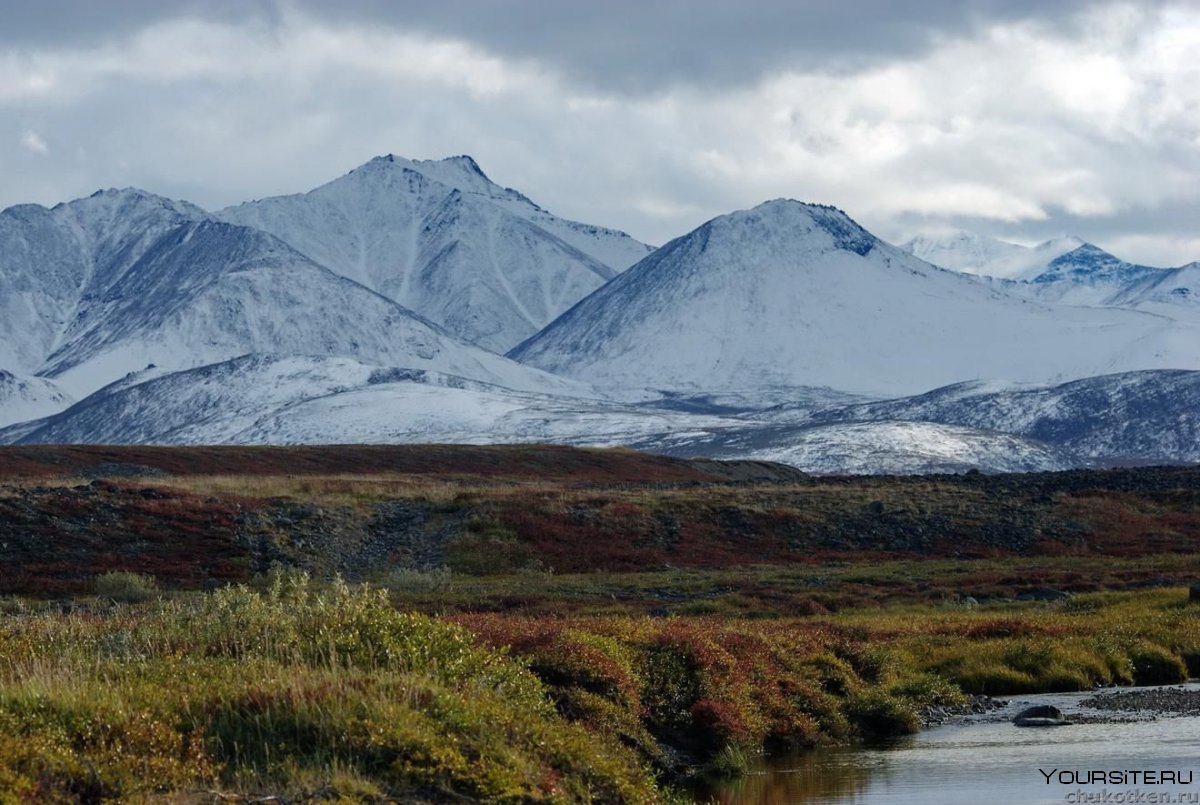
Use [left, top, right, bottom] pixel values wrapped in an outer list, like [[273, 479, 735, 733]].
[[511, 199, 1200, 396]]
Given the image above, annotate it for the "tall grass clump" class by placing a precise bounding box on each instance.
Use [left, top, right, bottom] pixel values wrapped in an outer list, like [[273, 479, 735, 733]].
[[93, 570, 159, 603], [0, 571, 662, 801]]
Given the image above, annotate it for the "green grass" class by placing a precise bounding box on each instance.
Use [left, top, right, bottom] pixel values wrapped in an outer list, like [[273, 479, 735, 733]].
[[4, 566, 1200, 799], [93, 570, 159, 603], [0, 572, 662, 801]]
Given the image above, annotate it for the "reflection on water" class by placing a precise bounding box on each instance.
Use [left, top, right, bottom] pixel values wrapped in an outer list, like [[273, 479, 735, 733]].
[[705, 684, 1200, 804], [700, 747, 873, 804]]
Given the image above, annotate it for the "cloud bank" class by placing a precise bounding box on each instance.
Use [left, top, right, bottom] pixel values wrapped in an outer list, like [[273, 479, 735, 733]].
[[1, 1, 1197, 264]]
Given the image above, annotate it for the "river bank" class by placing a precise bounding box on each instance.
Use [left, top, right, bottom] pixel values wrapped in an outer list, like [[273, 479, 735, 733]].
[[707, 683, 1200, 804]]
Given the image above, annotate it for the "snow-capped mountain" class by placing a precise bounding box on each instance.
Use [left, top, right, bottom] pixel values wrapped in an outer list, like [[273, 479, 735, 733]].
[[0, 370, 73, 428], [901, 231, 1083, 280], [1015, 243, 1168, 306], [5, 358, 1195, 474], [511, 199, 1200, 397], [0, 353, 1072, 475], [1107, 262, 1200, 313], [0, 190, 592, 399], [219, 155, 652, 352], [0, 189, 205, 374], [903, 232, 1197, 312], [806, 369, 1200, 464], [3, 161, 1198, 477]]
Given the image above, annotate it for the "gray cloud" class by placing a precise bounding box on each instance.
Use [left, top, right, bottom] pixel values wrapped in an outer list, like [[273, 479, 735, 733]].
[[310, 0, 1118, 92], [0, 1, 1197, 266], [0, 1, 278, 46], [3, 0, 1125, 92]]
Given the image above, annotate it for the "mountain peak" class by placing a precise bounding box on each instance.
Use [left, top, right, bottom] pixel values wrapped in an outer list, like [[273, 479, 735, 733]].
[[64, 187, 206, 222], [1044, 242, 1119, 272], [736, 198, 875, 256], [1035, 235, 1085, 253], [436, 154, 487, 177], [360, 153, 493, 187]]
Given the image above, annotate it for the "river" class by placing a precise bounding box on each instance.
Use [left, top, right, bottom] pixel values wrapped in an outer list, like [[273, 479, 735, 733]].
[[706, 683, 1200, 804]]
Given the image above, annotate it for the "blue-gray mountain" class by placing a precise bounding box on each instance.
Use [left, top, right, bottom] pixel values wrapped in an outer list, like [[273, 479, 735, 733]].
[[804, 370, 1200, 464], [904, 231, 1200, 313]]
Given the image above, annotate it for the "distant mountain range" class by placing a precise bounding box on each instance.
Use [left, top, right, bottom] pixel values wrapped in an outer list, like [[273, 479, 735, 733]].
[[1, 156, 1197, 475], [903, 230, 1200, 312]]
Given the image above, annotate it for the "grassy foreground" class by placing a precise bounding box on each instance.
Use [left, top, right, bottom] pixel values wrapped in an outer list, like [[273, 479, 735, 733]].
[[2, 447, 1199, 801], [2, 571, 1199, 802], [0, 573, 662, 802]]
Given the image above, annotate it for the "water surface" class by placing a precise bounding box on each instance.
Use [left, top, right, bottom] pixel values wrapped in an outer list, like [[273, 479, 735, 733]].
[[708, 684, 1200, 804]]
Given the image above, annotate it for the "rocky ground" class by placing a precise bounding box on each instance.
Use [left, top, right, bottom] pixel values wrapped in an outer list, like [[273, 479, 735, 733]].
[[1081, 685, 1200, 717], [947, 684, 1200, 727], [919, 695, 1008, 727]]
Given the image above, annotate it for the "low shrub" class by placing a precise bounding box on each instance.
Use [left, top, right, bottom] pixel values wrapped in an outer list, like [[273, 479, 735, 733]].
[[844, 692, 920, 737], [380, 566, 454, 594], [94, 571, 158, 603], [1129, 643, 1188, 685]]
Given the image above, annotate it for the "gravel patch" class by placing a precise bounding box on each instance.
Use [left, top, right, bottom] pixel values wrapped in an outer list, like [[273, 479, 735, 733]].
[[1081, 686, 1200, 717]]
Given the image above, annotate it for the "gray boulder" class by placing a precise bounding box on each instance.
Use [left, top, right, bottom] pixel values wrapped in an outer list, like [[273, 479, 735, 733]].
[[1013, 704, 1071, 727]]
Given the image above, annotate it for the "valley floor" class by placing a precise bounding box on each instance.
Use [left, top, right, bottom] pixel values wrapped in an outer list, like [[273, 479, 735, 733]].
[[1, 445, 1199, 801]]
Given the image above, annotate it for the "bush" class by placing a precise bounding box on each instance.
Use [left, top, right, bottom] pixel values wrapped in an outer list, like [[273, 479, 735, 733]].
[[445, 523, 538, 575], [1129, 643, 1188, 685], [94, 571, 159, 603], [380, 566, 454, 594], [845, 692, 919, 737]]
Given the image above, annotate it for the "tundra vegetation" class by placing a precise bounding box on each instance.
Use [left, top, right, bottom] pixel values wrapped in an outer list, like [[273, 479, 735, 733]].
[[1, 445, 1199, 801]]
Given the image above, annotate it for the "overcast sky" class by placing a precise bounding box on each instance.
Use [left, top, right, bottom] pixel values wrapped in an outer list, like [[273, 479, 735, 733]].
[[2, 0, 1198, 264]]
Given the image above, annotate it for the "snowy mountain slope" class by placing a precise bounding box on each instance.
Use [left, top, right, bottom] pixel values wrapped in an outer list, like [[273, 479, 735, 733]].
[[1105, 262, 1200, 314], [4, 355, 406, 444], [811, 370, 1200, 463], [0, 354, 725, 448], [385, 155, 654, 270], [0, 189, 205, 373], [642, 420, 1073, 475], [218, 155, 651, 351], [5, 353, 1194, 474], [0, 370, 74, 428], [901, 231, 1082, 280], [0, 353, 1071, 475], [511, 199, 1200, 397], [24, 216, 592, 399]]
